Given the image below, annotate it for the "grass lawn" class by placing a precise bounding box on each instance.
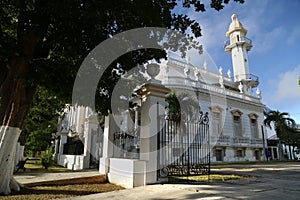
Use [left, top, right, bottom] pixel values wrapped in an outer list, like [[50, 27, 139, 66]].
[[15, 162, 70, 174], [169, 173, 244, 183], [211, 160, 297, 166]]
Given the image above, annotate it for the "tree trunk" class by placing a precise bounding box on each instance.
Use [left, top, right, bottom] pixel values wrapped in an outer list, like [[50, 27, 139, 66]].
[[0, 126, 22, 194], [0, 10, 48, 193], [0, 59, 35, 194]]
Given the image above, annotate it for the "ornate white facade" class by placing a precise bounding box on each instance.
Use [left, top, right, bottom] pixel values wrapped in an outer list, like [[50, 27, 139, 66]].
[[55, 106, 101, 170], [56, 14, 266, 170], [154, 14, 265, 162]]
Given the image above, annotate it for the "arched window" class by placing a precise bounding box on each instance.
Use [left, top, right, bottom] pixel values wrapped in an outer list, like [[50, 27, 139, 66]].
[[210, 106, 223, 136], [231, 109, 243, 137], [248, 113, 259, 139]]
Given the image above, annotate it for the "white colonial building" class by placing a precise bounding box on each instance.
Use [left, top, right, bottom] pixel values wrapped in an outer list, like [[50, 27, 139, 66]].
[[55, 106, 102, 170], [55, 14, 266, 171], [155, 14, 265, 162]]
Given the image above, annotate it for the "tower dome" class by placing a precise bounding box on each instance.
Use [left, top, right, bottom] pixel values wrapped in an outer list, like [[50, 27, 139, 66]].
[[226, 14, 247, 38]]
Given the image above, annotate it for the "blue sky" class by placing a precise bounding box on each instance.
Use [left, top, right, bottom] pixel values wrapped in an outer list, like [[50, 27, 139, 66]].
[[175, 0, 300, 123]]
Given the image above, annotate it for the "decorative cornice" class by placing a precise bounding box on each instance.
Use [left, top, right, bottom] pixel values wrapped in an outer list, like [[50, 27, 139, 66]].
[[135, 83, 170, 101]]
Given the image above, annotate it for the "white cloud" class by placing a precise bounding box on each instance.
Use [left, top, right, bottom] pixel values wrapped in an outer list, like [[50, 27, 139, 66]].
[[273, 65, 300, 101], [253, 27, 286, 54], [264, 65, 300, 123], [286, 26, 300, 45]]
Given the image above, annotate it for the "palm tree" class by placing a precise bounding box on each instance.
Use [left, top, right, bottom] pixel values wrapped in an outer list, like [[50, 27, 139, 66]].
[[166, 90, 199, 164], [166, 90, 199, 123], [264, 110, 296, 159]]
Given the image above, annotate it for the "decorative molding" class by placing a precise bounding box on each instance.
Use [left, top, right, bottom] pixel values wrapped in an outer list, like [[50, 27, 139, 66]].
[[231, 109, 243, 116]]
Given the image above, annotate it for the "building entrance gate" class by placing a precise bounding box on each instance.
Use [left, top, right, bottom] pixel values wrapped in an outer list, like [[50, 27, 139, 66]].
[[158, 111, 210, 178]]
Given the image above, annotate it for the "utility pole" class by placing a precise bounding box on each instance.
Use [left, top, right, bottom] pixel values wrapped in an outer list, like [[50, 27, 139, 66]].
[[261, 125, 267, 161]]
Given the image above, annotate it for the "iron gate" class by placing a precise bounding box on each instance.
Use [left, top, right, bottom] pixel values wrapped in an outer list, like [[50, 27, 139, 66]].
[[158, 111, 210, 178]]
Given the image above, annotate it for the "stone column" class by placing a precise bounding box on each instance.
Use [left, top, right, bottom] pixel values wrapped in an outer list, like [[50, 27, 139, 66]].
[[80, 113, 98, 169], [58, 135, 67, 166], [135, 63, 170, 184]]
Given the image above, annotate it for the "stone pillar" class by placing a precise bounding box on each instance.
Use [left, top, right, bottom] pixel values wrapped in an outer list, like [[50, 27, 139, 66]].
[[99, 114, 117, 174], [59, 136, 67, 154], [81, 113, 99, 169], [135, 63, 170, 184], [58, 135, 67, 167]]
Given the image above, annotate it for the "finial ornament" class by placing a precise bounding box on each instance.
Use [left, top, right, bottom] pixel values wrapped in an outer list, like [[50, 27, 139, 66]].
[[203, 61, 207, 70], [184, 66, 190, 77], [194, 69, 201, 81], [186, 55, 190, 64], [256, 88, 261, 98], [146, 63, 160, 80], [227, 69, 232, 78], [231, 14, 237, 21], [219, 66, 223, 75], [219, 76, 224, 88], [238, 82, 243, 93]]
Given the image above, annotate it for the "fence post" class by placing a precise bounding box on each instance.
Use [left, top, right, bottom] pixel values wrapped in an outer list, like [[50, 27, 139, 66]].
[[135, 63, 170, 184], [99, 114, 117, 174]]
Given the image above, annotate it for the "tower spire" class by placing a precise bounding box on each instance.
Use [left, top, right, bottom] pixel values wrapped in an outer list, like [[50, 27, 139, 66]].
[[225, 14, 258, 95]]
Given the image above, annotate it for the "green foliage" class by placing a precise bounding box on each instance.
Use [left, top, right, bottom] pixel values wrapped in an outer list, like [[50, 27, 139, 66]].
[[264, 110, 300, 149], [264, 110, 296, 140], [281, 126, 300, 149], [0, 0, 245, 116], [166, 90, 199, 122], [40, 147, 54, 169], [22, 87, 66, 156]]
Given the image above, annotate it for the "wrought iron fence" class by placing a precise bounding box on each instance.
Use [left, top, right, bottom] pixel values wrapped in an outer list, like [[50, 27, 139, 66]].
[[158, 111, 210, 178], [113, 130, 140, 159]]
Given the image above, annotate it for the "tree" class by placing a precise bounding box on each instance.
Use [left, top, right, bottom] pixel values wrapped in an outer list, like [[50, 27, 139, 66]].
[[21, 87, 65, 157], [281, 125, 300, 160], [0, 0, 245, 194], [264, 110, 296, 159], [166, 90, 199, 164], [166, 90, 199, 123]]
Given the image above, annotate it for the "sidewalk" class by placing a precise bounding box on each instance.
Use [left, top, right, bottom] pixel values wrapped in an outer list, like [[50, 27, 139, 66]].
[[14, 162, 300, 200], [64, 162, 300, 200], [14, 169, 100, 185]]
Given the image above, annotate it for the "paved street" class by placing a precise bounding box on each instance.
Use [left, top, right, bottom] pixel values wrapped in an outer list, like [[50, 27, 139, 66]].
[[64, 162, 300, 200]]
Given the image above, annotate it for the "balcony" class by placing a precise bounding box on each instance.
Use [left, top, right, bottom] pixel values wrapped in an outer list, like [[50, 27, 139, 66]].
[[235, 73, 258, 82], [251, 138, 264, 147], [216, 135, 231, 146], [213, 136, 264, 148], [233, 137, 250, 146], [234, 73, 259, 87], [225, 36, 252, 51]]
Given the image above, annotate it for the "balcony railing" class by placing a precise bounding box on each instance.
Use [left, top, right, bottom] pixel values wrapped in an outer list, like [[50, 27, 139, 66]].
[[213, 136, 264, 147], [217, 135, 230, 143], [224, 36, 252, 48], [234, 74, 259, 82], [233, 137, 250, 145], [250, 138, 263, 147]]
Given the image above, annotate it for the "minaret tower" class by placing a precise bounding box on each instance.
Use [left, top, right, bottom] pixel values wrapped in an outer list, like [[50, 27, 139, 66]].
[[225, 14, 258, 95]]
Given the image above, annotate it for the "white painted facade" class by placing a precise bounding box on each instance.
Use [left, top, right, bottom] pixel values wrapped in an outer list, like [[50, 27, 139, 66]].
[[56, 14, 266, 172], [155, 14, 265, 162], [55, 106, 102, 170]]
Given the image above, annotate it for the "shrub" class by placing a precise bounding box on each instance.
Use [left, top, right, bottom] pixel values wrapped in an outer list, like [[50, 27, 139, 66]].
[[40, 147, 54, 169]]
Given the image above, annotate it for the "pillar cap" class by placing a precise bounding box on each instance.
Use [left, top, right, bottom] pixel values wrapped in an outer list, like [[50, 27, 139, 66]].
[[135, 83, 170, 101]]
